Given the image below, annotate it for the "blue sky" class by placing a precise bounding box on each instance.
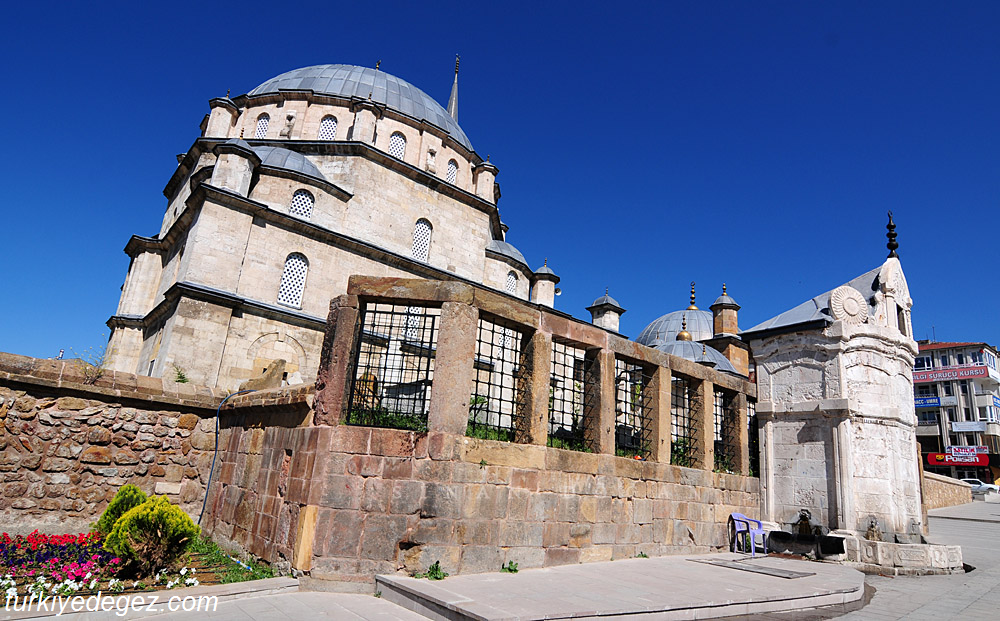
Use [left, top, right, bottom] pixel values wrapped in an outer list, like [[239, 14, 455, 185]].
[[1, 1, 998, 359]]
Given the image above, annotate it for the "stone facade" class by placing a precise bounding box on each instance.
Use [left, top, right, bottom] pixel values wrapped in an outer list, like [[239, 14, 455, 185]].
[[0, 353, 224, 532]]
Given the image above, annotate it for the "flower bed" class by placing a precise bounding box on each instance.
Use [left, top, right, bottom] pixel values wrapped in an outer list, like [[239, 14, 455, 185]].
[[1, 531, 269, 599]]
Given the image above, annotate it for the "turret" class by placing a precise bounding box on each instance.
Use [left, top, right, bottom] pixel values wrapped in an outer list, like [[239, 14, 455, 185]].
[[587, 289, 625, 332], [530, 259, 560, 308], [210, 138, 260, 197], [205, 97, 240, 138]]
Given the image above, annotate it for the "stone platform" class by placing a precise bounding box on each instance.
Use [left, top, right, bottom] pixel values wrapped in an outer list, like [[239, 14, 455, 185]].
[[376, 553, 865, 620]]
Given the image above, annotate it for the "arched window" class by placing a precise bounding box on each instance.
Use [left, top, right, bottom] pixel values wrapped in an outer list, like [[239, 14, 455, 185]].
[[412, 219, 432, 262], [446, 159, 458, 184], [505, 271, 518, 294], [253, 113, 270, 139], [388, 132, 407, 160], [318, 116, 337, 140], [277, 253, 308, 308], [289, 190, 314, 219]]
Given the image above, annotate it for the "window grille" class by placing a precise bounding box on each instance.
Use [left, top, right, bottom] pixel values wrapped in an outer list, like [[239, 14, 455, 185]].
[[412, 219, 432, 262], [345, 303, 440, 432], [276, 253, 308, 308], [614, 358, 652, 458], [318, 115, 337, 140], [505, 271, 518, 294], [748, 399, 759, 477], [446, 159, 458, 184], [253, 114, 270, 139], [713, 391, 739, 474], [670, 377, 695, 466], [289, 189, 314, 219], [467, 314, 527, 442], [388, 132, 407, 159], [548, 340, 596, 452]]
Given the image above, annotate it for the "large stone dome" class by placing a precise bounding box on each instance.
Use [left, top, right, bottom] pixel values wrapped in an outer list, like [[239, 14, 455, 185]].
[[248, 64, 473, 152], [635, 309, 714, 345]]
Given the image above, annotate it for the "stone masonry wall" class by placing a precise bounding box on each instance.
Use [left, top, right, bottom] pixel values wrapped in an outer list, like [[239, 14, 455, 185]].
[[922, 472, 972, 511], [202, 410, 759, 589], [0, 353, 225, 532]]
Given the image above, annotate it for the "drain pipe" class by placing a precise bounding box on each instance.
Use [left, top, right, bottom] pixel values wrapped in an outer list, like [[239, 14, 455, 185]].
[[198, 389, 255, 525]]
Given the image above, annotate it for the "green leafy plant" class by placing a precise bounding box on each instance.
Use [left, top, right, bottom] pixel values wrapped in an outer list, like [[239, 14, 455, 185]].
[[104, 496, 200, 576], [635, 551, 649, 558], [95, 484, 148, 534], [414, 560, 448, 580], [345, 407, 427, 432], [500, 561, 519, 573], [172, 365, 189, 383], [670, 438, 694, 467], [713, 451, 738, 474]]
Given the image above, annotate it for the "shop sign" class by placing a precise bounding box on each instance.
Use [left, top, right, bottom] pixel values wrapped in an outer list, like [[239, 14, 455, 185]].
[[914, 396, 939, 408], [946, 445, 988, 455], [951, 421, 987, 433], [993, 395, 1000, 409], [927, 452, 989, 466], [913, 365, 989, 383]]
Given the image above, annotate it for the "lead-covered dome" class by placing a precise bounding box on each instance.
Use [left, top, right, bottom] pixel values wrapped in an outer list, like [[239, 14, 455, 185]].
[[248, 64, 473, 152], [650, 340, 741, 375], [635, 310, 714, 345]]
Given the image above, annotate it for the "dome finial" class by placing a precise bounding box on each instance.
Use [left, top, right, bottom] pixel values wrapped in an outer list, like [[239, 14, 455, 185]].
[[239, 127, 244, 139], [544, 257, 548, 267], [605, 287, 609, 295], [226, 88, 230, 98], [722, 283, 727, 295], [368, 60, 381, 100], [687, 281, 698, 310], [677, 314, 693, 341], [886, 211, 899, 258]]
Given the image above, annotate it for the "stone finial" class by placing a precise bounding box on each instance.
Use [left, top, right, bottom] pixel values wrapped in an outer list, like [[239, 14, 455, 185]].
[[886, 211, 899, 258], [687, 281, 698, 310]]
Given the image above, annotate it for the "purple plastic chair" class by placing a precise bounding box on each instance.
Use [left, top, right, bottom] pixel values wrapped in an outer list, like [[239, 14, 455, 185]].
[[729, 513, 767, 557]]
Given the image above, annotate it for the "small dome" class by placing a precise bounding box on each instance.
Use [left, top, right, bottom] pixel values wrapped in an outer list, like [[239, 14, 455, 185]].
[[588, 291, 622, 310], [653, 340, 741, 375], [252, 146, 326, 182], [635, 310, 714, 345], [486, 240, 528, 268], [248, 64, 473, 152], [712, 293, 739, 307]]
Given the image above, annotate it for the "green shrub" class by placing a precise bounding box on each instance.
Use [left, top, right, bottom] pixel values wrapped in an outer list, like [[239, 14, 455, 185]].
[[95, 484, 148, 534], [104, 496, 200, 575]]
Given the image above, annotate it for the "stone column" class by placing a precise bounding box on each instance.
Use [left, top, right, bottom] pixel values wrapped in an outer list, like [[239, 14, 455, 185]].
[[584, 349, 616, 454], [521, 330, 552, 446], [734, 392, 750, 475], [427, 302, 478, 435], [313, 295, 360, 426], [692, 379, 715, 471], [648, 365, 672, 463]]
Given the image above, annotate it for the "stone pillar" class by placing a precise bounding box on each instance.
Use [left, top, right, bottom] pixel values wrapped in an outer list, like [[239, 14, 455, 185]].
[[206, 98, 240, 138], [521, 330, 552, 446], [692, 379, 715, 471], [473, 161, 499, 204], [349, 100, 382, 144], [313, 295, 360, 426], [733, 392, 750, 475], [648, 365, 672, 463], [210, 140, 260, 197], [427, 302, 478, 435], [584, 349, 616, 454]]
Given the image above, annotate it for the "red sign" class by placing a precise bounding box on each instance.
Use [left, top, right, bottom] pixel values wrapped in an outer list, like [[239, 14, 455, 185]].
[[927, 452, 989, 466], [913, 365, 989, 383], [947, 446, 988, 455]]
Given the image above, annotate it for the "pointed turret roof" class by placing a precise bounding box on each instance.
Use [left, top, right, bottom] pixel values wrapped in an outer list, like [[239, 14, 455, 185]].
[[446, 55, 459, 121]]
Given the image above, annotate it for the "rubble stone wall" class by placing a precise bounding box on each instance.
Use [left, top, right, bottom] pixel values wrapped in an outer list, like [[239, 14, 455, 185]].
[[0, 353, 225, 532], [922, 471, 972, 511]]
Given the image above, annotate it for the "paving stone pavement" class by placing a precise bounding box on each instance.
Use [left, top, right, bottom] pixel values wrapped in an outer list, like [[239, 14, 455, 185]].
[[833, 501, 1000, 621], [150, 502, 998, 620]]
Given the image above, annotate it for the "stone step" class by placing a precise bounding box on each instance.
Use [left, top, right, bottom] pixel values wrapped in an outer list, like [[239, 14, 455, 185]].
[[375, 553, 866, 620]]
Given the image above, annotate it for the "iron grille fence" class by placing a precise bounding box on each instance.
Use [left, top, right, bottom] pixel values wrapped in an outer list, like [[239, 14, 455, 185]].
[[713, 391, 740, 473], [467, 314, 527, 442], [614, 358, 652, 458], [548, 339, 596, 452], [344, 302, 440, 431], [748, 399, 759, 477], [671, 377, 695, 466]]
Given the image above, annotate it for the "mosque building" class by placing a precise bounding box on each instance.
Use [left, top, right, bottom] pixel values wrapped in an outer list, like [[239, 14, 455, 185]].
[[105, 61, 559, 389]]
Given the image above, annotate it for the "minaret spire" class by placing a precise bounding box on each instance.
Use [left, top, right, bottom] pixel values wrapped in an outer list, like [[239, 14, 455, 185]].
[[447, 55, 460, 121], [886, 211, 899, 258]]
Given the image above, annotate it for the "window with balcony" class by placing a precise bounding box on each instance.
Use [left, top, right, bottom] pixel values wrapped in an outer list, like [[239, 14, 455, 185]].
[[943, 383, 954, 397], [940, 354, 950, 367], [957, 353, 966, 365], [918, 411, 938, 425], [916, 384, 938, 397], [915, 356, 932, 370]]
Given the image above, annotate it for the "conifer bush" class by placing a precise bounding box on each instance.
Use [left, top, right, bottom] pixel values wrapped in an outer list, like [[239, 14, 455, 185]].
[[103, 496, 200, 575], [95, 484, 148, 534]]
